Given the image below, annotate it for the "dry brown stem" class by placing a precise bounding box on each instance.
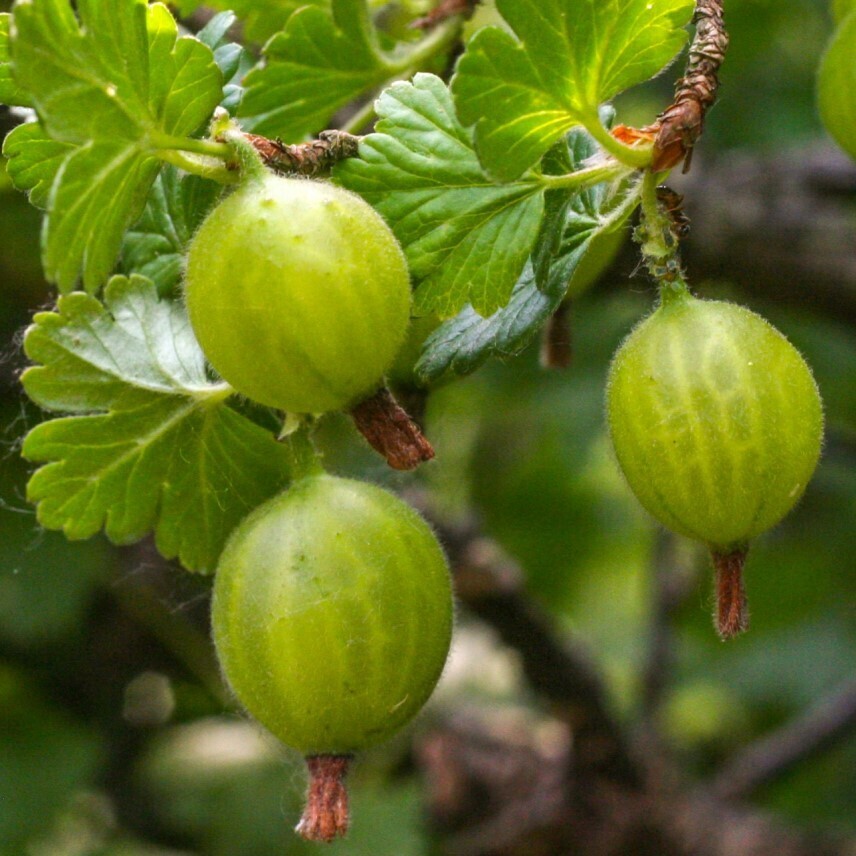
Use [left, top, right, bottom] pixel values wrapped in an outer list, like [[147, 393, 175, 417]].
[[246, 130, 361, 176], [295, 754, 352, 843], [540, 301, 573, 369], [350, 386, 435, 470], [651, 0, 729, 172], [412, 0, 475, 29], [712, 549, 749, 639]]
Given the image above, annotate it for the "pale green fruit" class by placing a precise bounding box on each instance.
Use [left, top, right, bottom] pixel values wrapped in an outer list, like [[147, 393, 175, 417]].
[[606, 292, 823, 551], [212, 475, 453, 754], [185, 175, 411, 414]]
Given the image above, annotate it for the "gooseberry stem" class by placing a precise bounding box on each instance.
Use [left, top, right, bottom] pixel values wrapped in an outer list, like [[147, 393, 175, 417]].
[[637, 170, 692, 302], [221, 128, 269, 184], [296, 754, 353, 843], [279, 417, 325, 481], [712, 549, 749, 639], [155, 148, 237, 184], [583, 111, 653, 168]]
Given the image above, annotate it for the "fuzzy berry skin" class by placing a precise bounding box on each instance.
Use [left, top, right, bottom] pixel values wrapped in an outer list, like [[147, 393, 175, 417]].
[[185, 175, 411, 414], [212, 475, 453, 754], [606, 292, 823, 551]]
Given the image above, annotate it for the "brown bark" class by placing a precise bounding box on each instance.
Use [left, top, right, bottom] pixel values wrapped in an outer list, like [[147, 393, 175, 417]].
[[651, 0, 729, 172], [246, 130, 361, 176]]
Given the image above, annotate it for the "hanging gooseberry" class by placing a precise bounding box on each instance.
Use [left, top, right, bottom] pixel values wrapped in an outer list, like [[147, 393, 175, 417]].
[[185, 174, 411, 414], [212, 473, 453, 840], [606, 290, 823, 637]]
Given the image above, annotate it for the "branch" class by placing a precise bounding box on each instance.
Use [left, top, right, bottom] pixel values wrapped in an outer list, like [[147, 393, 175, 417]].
[[712, 678, 856, 801], [246, 130, 361, 176], [652, 0, 729, 172], [539, 301, 573, 369], [418, 711, 856, 856], [430, 512, 640, 787]]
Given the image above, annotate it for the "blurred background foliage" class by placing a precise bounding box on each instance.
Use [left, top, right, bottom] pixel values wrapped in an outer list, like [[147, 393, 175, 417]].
[[0, 0, 854, 853]]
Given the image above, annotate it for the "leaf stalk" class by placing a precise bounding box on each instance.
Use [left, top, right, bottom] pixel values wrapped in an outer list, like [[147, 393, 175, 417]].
[[538, 161, 631, 192], [584, 115, 653, 169]]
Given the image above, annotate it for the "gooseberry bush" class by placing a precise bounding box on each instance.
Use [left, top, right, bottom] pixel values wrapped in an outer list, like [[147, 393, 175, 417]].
[[0, 0, 849, 846]]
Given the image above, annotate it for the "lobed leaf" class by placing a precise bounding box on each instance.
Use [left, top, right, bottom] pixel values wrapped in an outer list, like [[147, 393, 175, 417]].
[[0, 12, 30, 106], [818, 10, 856, 163], [239, 0, 396, 140], [122, 166, 223, 294], [336, 73, 546, 317], [175, 0, 331, 45], [451, 0, 694, 180], [414, 260, 562, 380], [2, 122, 74, 209], [22, 276, 291, 573], [5, 0, 222, 291], [44, 142, 163, 292], [195, 11, 254, 114], [416, 126, 640, 382]]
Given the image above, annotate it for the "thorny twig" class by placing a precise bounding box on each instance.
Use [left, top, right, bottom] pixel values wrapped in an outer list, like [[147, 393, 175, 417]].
[[712, 678, 856, 800], [651, 0, 728, 172], [246, 130, 361, 176]]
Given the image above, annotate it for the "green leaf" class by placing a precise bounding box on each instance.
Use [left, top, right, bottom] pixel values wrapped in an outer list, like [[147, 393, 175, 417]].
[[238, 0, 454, 140], [239, 0, 394, 139], [2, 122, 75, 209], [122, 166, 223, 294], [195, 11, 254, 114], [21, 276, 291, 573], [0, 12, 30, 106], [833, 0, 856, 23], [176, 0, 331, 45], [819, 10, 856, 162], [414, 261, 560, 380], [451, 0, 694, 180], [336, 73, 546, 317], [46, 142, 164, 292], [7, 0, 223, 291], [415, 126, 639, 382]]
